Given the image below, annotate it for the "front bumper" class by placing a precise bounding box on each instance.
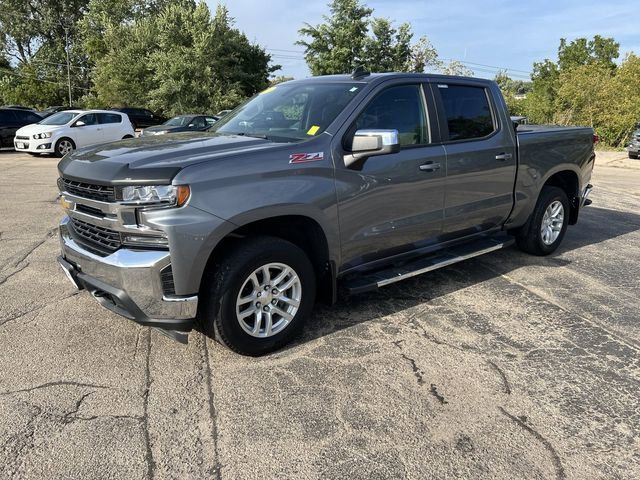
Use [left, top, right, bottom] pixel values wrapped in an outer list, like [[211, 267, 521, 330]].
[[58, 216, 197, 332], [14, 138, 55, 153]]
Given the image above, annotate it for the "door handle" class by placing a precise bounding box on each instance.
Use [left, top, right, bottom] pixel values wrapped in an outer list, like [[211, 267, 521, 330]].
[[419, 162, 441, 172], [495, 153, 513, 161]]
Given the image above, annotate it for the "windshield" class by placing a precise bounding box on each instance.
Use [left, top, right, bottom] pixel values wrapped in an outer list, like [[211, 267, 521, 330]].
[[39, 112, 78, 126], [210, 82, 363, 142], [165, 116, 194, 127]]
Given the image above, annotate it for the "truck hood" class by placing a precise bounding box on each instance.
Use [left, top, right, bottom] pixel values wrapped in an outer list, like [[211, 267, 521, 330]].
[[58, 132, 280, 185]]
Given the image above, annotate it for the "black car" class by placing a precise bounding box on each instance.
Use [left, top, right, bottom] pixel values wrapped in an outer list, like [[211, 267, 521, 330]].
[[0, 108, 42, 149], [141, 114, 218, 136], [628, 127, 640, 159], [38, 106, 78, 119], [111, 108, 166, 130]]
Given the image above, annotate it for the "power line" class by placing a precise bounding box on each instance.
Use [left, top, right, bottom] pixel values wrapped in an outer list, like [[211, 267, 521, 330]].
[[0, 67, 90, 91]]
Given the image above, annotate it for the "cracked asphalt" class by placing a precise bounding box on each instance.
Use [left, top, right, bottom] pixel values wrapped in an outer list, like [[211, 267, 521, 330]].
[[0, 150, 639, 479]]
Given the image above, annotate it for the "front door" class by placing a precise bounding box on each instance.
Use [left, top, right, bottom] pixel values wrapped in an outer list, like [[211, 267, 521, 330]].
[[335, 83, 446, 270], [431, 82, 517, 237], [73, 113, 103, 147]]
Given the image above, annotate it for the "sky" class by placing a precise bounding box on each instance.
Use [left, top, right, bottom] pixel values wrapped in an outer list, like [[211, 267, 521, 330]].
[[206, 0, 640, 80]]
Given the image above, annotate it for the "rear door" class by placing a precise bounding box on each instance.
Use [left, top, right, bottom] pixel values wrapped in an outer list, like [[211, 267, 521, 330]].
[[431, 82, 516, 237], [98, 112, 124, 141], [335, 82, 446, 270]]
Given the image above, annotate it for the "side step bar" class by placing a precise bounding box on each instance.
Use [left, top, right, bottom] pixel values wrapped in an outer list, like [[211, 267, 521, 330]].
[[343, 235, 515, 295]]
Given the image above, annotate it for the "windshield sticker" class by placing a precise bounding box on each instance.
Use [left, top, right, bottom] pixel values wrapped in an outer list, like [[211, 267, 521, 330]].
[[289, 152, 324, 164], [306, 125, 320, 136], [259, 86, 277, 95]]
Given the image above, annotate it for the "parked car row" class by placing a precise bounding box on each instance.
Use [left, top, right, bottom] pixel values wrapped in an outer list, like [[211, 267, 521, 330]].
[[14, 110, 135, 157], [0, 105, 224, 156]]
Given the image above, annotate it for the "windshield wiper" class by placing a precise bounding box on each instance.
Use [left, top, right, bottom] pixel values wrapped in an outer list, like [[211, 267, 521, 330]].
[[233, 132, 269, 140]]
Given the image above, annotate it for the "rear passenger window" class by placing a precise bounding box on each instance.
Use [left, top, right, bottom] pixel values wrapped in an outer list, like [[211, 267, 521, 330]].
[[99, 113, 122, 124], [438, 85, 495, 141], [352, 85, 429, 147]]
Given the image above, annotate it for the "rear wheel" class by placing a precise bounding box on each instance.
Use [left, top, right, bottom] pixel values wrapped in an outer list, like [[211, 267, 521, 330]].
[[515, 186, 569, 256], [629, 152, 638, 159], [54, 138, 75, 158], [200, 236, 316, 356]]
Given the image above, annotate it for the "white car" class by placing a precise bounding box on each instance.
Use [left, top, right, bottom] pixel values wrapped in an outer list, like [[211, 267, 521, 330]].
[[14, 110, 135, 157]]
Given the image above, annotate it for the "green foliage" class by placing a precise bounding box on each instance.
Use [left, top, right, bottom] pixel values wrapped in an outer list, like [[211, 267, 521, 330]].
[[558, 35, 619, 71], [518, 35, 637, 147], [90, 1, 276, 115], [0, 0, 92, 107], [0, 0, 276, 113], [297, 0, 372, 75], [494, 71, 531, 117], [297, 0, 453, 75]]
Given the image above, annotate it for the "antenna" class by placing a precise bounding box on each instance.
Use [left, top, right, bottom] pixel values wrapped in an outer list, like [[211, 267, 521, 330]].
[[351, 65, 370, 79]]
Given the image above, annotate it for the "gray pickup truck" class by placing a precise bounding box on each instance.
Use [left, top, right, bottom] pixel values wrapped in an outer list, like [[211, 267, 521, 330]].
[[56, 72, 595, 355]]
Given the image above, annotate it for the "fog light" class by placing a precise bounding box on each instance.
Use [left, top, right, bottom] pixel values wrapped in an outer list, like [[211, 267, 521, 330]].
[[122, 234, 169, 248], [37, 143, 51, 150]]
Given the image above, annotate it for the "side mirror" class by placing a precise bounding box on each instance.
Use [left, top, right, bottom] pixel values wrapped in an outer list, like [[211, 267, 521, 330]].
[[74, 120, 86, 127], [344, 129, 400, 168]]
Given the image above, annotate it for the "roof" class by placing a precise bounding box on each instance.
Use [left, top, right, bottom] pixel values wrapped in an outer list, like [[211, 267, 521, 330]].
[[282, 72, 494, 86]]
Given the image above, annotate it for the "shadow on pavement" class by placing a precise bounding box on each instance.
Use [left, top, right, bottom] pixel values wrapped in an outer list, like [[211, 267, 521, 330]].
[[286, 205, 640, 349]]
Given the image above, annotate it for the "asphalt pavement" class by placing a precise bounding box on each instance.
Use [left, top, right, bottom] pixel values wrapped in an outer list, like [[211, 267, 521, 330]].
[[0, 150, 638, 479]]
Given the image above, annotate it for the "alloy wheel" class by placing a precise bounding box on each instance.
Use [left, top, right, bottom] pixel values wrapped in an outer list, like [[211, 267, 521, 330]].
[[541, 200, 564, 245], [235, 263, 302, 338]]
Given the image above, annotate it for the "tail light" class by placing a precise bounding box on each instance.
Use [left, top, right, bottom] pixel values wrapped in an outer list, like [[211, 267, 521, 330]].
[[593, 134, 600, 144]]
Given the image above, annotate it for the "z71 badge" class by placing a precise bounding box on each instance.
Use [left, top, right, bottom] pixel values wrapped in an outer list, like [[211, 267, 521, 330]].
[[289, 152, 324, 164]]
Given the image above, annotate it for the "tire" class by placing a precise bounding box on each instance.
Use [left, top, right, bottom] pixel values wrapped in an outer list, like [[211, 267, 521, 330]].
[[516, 186, 570, 256], [122, 135, 134, 139], [200, 236, 316, 356], [54, 138, 75, 158], [629, 152, 638, 159]]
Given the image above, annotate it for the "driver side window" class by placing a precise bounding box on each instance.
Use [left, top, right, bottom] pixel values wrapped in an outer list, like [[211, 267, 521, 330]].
[[352, 85, 429, 147], [77, 113, 98, 126]]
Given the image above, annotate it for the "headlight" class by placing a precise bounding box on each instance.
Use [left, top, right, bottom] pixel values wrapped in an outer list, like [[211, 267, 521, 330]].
[[33, 132, 52, 139], [120, 185, 190, 207]]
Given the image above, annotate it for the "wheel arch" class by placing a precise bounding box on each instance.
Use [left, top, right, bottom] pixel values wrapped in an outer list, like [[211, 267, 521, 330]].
[[200, 213, 337, 304], [540, 168, 581, 224]]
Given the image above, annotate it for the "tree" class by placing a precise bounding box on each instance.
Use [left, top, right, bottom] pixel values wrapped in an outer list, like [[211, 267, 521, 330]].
[[558, 35, 619, 71], [494, 71, 532, 116], [441, 60, 473, 77], [297, 0, 372, 75], [91, 1, 277, 115], [297, 0, 468, 76]]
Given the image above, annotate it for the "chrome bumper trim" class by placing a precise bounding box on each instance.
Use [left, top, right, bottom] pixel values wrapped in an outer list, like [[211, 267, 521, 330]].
[[59, 216, 197, 324]]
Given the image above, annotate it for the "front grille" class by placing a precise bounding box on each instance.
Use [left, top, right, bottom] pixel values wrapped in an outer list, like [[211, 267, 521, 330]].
[[160, 265, 176, 296], [15, 135, 29, 140], [69, 218, 122, 254], [60, 178, 116, 202], [75, 204, 105, 218]]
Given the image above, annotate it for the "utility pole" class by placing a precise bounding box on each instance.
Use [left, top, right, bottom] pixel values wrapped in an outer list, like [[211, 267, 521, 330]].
[[62, 21, 72, 106]]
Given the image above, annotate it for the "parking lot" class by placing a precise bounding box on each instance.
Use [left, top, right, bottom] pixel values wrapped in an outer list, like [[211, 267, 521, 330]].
[[0, 150, 638, 479]]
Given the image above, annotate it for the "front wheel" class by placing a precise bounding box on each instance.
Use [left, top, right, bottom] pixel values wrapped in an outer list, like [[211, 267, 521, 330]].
[[54, 138, 75, 158], [200, 236, 316, 356], [515, 186, 569, 256], [629, 152, 638, 159]]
